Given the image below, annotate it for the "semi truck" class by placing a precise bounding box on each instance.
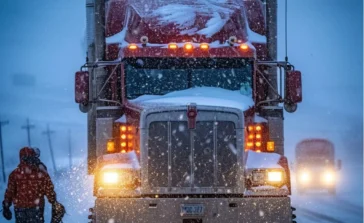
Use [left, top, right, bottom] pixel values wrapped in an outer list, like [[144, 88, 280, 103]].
[[295, 138, 341, 195], [75, 0, 303, 222]]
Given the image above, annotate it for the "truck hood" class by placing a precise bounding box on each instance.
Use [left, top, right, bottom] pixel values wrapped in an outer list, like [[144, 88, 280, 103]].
[[129, 87, 254, 112]]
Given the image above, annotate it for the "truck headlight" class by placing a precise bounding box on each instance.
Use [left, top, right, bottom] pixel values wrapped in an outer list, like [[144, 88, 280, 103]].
[[103, 171, 119, 184], [100, 170, 136, 188], [267, 171, 283, 182], [251, 169, 285, 186]]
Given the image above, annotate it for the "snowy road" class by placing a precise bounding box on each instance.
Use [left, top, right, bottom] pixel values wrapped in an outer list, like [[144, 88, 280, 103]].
[[293, 194, 363, 223]]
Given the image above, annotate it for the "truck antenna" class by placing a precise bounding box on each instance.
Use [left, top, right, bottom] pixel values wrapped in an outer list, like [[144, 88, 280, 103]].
[[285, 0, 288, 63]]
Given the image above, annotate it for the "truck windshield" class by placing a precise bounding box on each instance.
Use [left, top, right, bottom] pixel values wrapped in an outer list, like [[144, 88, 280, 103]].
[[125, 58, 253, 99]]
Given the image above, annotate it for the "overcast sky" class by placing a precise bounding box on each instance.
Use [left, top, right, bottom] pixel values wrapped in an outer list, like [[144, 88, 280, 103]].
[[0, 0, 362, 180]]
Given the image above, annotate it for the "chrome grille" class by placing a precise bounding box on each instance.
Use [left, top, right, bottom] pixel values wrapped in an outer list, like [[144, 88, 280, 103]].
[[147, 119, 237, 189]]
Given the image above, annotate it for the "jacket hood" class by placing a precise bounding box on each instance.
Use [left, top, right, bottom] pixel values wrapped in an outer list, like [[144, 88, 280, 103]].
[[19, 147, 36, 163]]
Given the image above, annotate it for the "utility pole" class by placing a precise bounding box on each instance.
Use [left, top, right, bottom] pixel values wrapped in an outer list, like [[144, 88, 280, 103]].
[[43, 124, 57, 174], [21, 118, 35, 146], [0, 120, 9, 182], [68, 129, 73, 169]]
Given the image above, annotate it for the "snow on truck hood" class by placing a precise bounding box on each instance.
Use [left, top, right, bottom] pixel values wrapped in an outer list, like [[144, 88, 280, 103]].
[[245, 150, 283, 169], [130, 87, 254, 112]]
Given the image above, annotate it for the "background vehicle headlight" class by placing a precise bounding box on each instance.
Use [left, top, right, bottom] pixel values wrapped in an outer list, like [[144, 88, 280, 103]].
[[103, 172, 119, 184], [267, 171, 283, 182], [324, 171, 335, 184], [300, 172, 310, 183]]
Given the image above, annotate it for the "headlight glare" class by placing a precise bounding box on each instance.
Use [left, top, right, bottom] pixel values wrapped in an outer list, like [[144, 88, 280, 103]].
[[324, 171, 335, 184], [267, 171, 283, 182], [103, 172, 119, 184], [250, 169, 285, 186], [300, 172, 310, 183]]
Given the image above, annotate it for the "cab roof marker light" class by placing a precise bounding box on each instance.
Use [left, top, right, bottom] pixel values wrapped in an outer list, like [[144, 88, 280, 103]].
[[184, 43, 194, 51], [168, 43, 178, 49], [240, 43, 249, 51], [200, 43, 209, 50], [128, 44, 138, 50]]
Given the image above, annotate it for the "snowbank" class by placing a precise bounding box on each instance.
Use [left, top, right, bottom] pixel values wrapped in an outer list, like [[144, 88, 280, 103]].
[[130, 87, 254, 112]]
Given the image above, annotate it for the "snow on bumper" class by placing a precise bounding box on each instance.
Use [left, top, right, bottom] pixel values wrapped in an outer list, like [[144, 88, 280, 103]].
[[94, 197, 292, 223]]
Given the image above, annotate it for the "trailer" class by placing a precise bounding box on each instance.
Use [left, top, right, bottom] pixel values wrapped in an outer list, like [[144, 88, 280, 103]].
[[75, 0, 303, 222]]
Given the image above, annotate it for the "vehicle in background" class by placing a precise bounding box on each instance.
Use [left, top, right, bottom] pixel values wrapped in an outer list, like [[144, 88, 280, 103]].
[[75, 0, 303, 222], [295, 138, 341, 195]]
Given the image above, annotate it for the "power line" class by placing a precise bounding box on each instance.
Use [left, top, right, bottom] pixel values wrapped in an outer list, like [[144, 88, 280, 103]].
[[21, 118, 35, 146], [0, 120, 9, 182], [43, 124, 57, 175]]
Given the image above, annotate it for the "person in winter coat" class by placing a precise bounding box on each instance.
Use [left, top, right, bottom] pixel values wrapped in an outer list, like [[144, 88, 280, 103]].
[[2, 147, 64, 223]]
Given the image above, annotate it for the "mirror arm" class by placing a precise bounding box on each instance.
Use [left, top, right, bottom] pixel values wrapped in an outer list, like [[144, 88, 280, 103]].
[[255, 67, 284, 107], [95, 64, 120, 100], [257, 60, 294, 70], [97, 99, 122, 106], [80, 58, 124, 71]]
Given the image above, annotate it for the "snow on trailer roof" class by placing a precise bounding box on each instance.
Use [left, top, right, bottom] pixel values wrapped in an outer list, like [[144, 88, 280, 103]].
[[106, 0, 266, 46], [131, 0, 239, 37], [130, 87, 254, 112]]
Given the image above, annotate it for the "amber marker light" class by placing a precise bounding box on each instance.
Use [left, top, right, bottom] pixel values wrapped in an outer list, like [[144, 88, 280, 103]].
[[107, 140, 115, 153], [184, 43, 194, 51], [240, 43, 249, 51], [128, 44, 138, 50], [168, 43, 178, 49], [267, 141, 275, 152], [248, 125, 254, 131], [255, 125, 262, 131], [200, 43, 209, 50]]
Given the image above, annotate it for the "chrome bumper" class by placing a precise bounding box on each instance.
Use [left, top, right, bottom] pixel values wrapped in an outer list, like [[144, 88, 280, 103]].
[[94, 197, 292, 223]]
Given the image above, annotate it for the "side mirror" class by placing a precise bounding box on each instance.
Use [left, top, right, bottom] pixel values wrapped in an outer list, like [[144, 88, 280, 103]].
[[337, 159, 342, 171], [284, 70, 302, 113], [75, 71, 89, 105]]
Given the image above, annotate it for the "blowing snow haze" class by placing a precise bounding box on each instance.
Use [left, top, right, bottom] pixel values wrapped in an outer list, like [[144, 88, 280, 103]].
[[0, 0, 86, 171], [0, 0, 362, 222]]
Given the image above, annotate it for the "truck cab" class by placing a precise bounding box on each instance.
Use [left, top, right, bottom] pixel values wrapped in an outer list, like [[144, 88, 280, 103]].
[[295, 138, 341, 195], [75, 0, 303, 222]]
